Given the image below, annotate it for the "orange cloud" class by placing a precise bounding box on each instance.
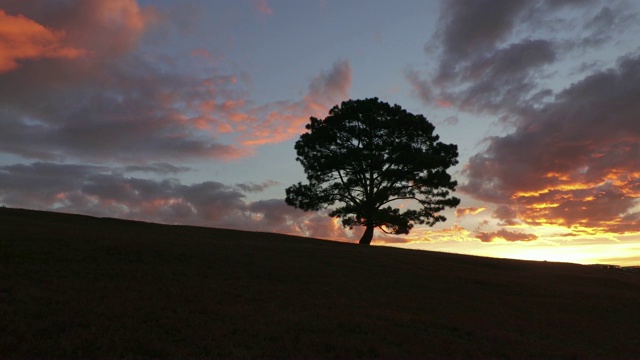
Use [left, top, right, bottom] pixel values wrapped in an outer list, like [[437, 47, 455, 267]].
[[462, 55, 640, 238], [0, 10, 86, 73], [400, 224, 474, 243], [455, 206, 487, 218], [0, 0, 157, 73], [506, 168, 640, 234]]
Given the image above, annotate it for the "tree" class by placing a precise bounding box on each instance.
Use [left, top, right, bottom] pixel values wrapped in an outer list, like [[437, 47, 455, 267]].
[[285, 98, 460, 245]]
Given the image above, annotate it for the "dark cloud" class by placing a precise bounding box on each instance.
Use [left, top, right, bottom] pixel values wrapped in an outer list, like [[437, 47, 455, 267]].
[[410, 0, 635, 115], [461, 54, 640, 234], [433, 0, 530, 60], [428, 0, 538, 92], [453, 39, 556, 112], [235, 180, 279, 193], [441, 116, 459, 126], [409, 0, 640, 238], [475, 229, 538, 243], [492, 205, 519, 226], [574, 5, 639, 50], [247, 199, 324, 237], [585, 6, 616, 31], [0, 162, 105, 208], [0, 162, 357, 240], [120, 163, 191, 175]]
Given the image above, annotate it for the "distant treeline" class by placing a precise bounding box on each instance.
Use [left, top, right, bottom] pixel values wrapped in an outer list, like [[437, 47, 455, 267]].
[[590, 264, 640, 273]]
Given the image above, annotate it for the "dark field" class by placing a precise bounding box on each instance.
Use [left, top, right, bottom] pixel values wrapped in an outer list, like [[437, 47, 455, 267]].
[[1, 207, 639, 359]]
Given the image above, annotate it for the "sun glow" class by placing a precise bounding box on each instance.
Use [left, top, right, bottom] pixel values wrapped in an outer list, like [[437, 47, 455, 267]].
[[390, 195, 640, 265], [529, 203, 559, 209], [394, 229, 640, 266], [512, 182, 595, 198]]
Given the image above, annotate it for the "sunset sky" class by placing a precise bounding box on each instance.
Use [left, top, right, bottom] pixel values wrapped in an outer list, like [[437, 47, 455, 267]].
[[1, 0, 639, 265]]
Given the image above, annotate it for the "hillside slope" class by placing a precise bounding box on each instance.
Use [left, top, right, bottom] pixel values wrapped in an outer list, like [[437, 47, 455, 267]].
[[1, 207, 639, 359]]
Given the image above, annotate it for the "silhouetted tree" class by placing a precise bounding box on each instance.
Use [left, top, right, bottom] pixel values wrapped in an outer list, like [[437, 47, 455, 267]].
[[285, 98, 460, 245]]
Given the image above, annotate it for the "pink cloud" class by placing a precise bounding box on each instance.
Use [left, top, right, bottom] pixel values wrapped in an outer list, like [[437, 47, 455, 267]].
[[236, 60, 352, 147], [186, 60, 352, 149], [190, 48, 222, 64], [254, 0, 273, 16], [0, 2, 350, 164]]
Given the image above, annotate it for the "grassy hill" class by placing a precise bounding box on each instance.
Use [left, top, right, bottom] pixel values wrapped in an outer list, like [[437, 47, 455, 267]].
[[1, 207, 639, 359]]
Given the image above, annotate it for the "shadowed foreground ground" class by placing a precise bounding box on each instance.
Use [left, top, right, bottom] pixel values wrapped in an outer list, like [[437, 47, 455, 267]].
[[1, 207, 640, 359]]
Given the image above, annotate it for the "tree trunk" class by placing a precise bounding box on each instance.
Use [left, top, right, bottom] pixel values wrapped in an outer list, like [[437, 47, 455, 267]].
[[359, 224, 374, 245]]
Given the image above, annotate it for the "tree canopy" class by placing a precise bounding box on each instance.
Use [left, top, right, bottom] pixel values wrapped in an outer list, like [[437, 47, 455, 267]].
[[285, 98, 460, 245]]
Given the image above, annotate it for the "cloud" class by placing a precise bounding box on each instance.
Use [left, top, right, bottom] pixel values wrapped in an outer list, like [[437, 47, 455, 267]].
[[0, 162, 358, 241], [461, 54, 640, 235], [402, 224, 474, 243], [432, 0, 532, 69], [247, 199, 354, 240], [441, 116, 459, 126], [492, 205, 519, 226], [455, 207, 487, 218], [305, 59, 352, 111], [235, 180, 280, 193], [0, 62, 247, 162], [235, 59, 352, 147], [451, 39, 556, 112], [120, 163, 191, 175], [0, 1, 244, 162], [574, 5, 639, 50], [373, 235, 411, 245], [424, 0, 543, 108], [0, 2, 354, 238], [409, 0, 636, 115], [0, 0, 156, 57], [0, 9, 86, 73], [475, 229, 538, 243], [0, 1, 351, 164], [254, 0, 273, 16], [405, 0, 640, 240]]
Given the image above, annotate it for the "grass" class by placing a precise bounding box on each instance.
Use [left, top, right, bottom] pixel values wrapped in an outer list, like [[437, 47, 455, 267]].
[[1, 207, 640, 359]]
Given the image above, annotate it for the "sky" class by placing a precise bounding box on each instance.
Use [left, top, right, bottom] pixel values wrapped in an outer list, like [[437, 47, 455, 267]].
[[1, 0, 639, 266]]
